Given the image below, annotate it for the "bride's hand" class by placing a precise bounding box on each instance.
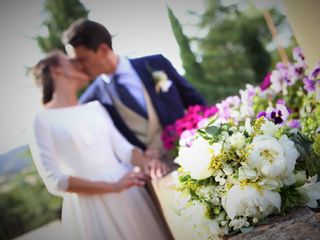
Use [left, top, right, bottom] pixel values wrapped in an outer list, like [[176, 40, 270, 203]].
[[115, 171, 148, 192]]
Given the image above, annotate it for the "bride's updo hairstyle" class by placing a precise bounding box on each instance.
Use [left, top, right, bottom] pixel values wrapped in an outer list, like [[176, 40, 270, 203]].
[[32, 51, 63, 104]]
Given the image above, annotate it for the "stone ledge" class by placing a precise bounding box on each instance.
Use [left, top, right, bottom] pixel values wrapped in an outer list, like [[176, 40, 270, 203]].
[[227, 207, 320, 240]]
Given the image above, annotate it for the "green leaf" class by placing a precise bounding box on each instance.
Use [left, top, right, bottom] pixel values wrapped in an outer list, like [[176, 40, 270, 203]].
[[205, 125, 221, 136]]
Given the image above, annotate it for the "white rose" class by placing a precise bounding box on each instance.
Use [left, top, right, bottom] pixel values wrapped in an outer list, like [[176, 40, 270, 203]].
[[261, 120, 279, 136], [247, 135, 299, 181], [297, 175, 320, 208], [229, 132, 246, 149], [175, 137, 221, 180], [223, 185, 281, 220]]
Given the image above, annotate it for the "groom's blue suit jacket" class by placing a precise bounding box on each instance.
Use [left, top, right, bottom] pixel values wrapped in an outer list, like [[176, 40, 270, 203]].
[[79, 54, 206, 150]]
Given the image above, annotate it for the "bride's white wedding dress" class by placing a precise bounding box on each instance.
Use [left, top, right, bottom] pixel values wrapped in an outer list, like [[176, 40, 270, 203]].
[[30, 101, 168, 240]]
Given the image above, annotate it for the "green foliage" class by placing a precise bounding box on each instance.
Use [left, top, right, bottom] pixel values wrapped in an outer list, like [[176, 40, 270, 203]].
[[0, 166, 62, 239], [301, 96, 320, 141], [280, 185, 307, 213], [36, 0, 89, 53], [239, 15, 271, 83], [290, 131, 320, 177], [168, 1, 292, 104], [167, 6, 208, 96]]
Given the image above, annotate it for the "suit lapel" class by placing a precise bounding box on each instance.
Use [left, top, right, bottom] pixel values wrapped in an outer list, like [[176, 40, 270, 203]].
[[129, 59, 165, 125]]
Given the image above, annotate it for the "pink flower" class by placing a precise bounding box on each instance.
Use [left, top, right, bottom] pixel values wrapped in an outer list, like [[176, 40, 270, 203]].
[[161, 104, 218, 151], [260, 72, 272, 91]]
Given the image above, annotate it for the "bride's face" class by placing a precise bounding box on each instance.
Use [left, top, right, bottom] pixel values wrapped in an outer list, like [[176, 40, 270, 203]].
[[59, 55, 90, 88]]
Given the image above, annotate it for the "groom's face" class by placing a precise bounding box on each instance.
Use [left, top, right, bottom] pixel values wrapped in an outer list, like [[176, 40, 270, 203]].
[[66, 45, 107, 80]]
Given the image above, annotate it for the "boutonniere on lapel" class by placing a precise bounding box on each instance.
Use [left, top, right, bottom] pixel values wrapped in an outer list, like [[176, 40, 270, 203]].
[[152, 71, 173, 93], [146, 63, 172, 93]]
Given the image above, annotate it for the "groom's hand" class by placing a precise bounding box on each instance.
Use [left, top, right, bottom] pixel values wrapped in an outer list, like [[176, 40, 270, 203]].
[[144, 149, 169, 179], [144, 158, 169, 179], [131, 148, 169, 179]]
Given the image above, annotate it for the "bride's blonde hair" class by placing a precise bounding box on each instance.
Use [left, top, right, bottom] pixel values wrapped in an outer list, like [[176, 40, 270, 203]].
[[32, 51, 64, 104]]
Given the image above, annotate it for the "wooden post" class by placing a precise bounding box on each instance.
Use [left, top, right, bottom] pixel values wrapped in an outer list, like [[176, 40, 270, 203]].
[[282, 0, 320, 68], [262, 9, 289, 64]]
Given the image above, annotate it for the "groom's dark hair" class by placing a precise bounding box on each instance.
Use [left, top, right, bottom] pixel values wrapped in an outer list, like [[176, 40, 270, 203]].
[[63, 18, 113, 51]]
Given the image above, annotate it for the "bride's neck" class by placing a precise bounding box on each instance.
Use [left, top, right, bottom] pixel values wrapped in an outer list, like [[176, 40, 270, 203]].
[[46, 84, 78, 109]]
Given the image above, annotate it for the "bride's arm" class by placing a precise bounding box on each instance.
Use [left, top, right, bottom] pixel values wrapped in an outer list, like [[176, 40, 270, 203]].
[[66, 171, 146, 194], [31, 115, 70, 196]]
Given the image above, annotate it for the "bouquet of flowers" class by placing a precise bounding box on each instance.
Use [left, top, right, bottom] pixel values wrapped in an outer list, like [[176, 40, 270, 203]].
[[169, 48, 320, 239], [173, 117, 320, 239]]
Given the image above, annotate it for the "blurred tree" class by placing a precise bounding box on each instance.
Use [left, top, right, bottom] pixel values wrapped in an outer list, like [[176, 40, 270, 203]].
[[197, 1, 255, 90], [0, 166, 62, 239], [167, 6, 206, 86], [36, 0, 89, 53], [168, 0, 290, 103], [239, 15, 271, 83]]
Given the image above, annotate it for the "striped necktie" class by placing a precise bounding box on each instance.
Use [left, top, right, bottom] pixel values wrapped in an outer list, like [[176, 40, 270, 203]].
[[112, 74, 148, 119]]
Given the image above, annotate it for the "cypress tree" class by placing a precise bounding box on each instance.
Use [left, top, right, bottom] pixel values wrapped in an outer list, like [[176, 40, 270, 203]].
[[36, 0, 89, 53], [167, 6, 206, 85]]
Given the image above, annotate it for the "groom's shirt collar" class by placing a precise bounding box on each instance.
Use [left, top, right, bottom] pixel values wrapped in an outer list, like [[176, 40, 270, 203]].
[[100, 56, 131, 84], [114, 56, 131, 76]]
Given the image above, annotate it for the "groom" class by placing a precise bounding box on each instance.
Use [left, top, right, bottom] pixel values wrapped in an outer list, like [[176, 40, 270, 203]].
[[63, 19, 206, 159]]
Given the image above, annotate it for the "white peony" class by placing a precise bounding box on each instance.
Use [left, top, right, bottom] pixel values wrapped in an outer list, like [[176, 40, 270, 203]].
[[223, 185, 281, 220], [238, 163, 257, 181], [180, 201, 222, 240], [261, 120, 279, 136], [229, 132, 246, 149], [175, 137, 222, 180], [297, 175, 320, 208], [247, 135, 299, 181], [258, 178, 283, 191]]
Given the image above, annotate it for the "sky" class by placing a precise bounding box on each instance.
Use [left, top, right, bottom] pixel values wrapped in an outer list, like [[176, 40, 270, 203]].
[[0, 0, 206, 154]]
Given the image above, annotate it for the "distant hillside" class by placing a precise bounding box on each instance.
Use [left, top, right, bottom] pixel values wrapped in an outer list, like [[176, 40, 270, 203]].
[[0, 145, 33, 178]]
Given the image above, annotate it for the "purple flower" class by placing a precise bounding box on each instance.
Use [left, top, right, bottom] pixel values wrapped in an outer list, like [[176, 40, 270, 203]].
[[287, 119, 301, 129], [310, 63, 320, 79], [293, 47, 305, 63], [276, 99, 286, 105], [266, 104, 290, 125], [303, 77, 316, 92], [271, 110, 283, 124], [257, 111, 266, 118], [240, 85, 256, 107], [260, 72, 271, 90], [179, 129, 196, 147]]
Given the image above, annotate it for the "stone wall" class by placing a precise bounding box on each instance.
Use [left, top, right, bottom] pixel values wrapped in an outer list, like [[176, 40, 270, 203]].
[[227, 207, 320, 240]]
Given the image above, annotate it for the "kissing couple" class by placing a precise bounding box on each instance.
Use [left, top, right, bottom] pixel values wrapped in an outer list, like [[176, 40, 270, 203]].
[[30, 19, 206, 239]]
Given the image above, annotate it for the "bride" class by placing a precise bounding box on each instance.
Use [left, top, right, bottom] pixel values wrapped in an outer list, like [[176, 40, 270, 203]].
[[29, 51, 169, 240]]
